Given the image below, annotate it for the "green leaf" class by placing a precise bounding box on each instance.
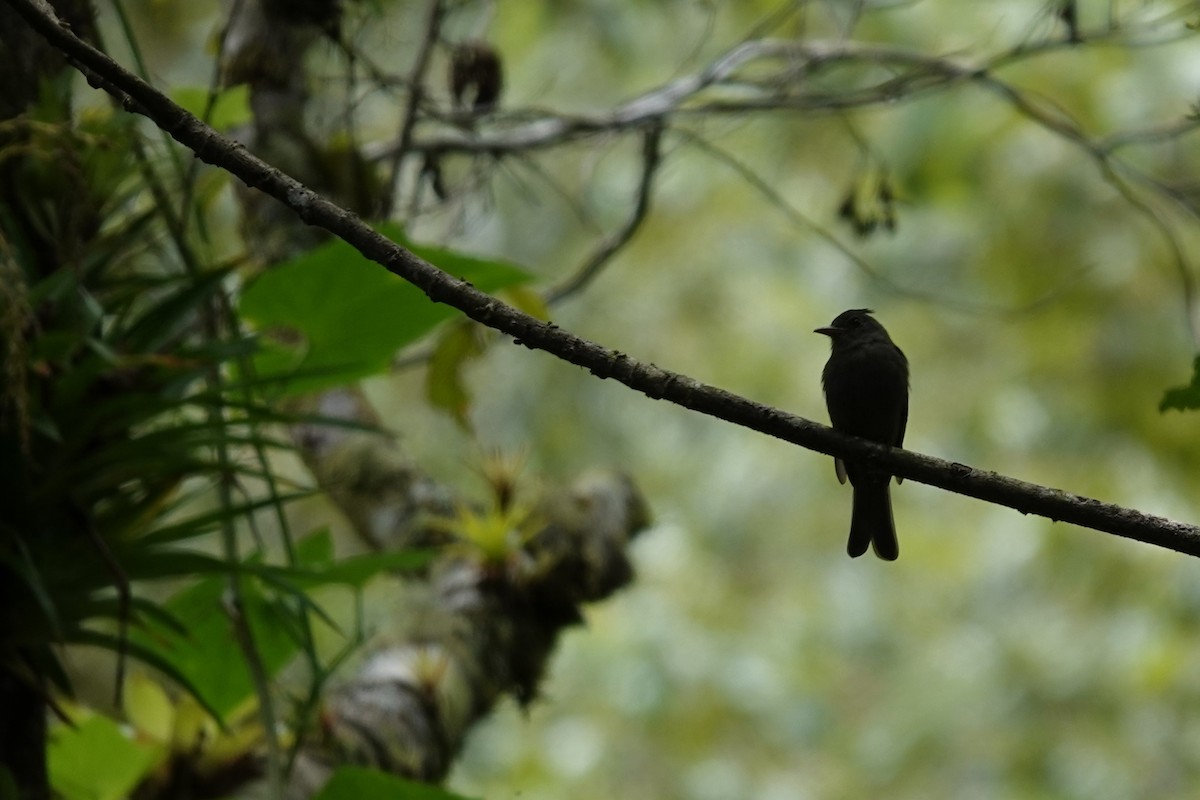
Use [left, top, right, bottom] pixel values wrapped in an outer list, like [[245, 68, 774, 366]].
[[68, 629, 225, 723], [313, 767, 479, 800], [251, 548, 436, 590], [171, 85, 251, 131], [499, 284, 550, 321], [48, 714, 164, 800], [397, 228, 532, 291], [120, 267, 231, 353], [129, 570, 304, 721], [426, 322, 485, 429], [1160, 355, 1200, 412], [5, 535, 64, 641], [296, 527, 335, 565], [140, 492, 314, 547], [83, 596, 187, 638], [238, 223, 532, 395], [116, 548, 236, 580]]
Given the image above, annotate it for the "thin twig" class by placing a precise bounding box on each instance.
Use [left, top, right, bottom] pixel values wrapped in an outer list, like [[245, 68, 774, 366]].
[[13, 0, 1200, 557], [221, 568, 282, 794], [546, 122, 665, 305], [212, 453, 283, 796], [177, 0, 244, 239], [382, 0, 445, 218], [974, 74, 1200, 346], [1099, 116, 1200, 155], [505, 151, 603, 233], [394, 128, 660, 368], [77, 512, 130, 709]]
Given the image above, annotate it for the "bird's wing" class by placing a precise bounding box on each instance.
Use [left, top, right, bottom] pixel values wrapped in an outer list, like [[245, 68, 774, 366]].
[[894, 386, 909, 484]]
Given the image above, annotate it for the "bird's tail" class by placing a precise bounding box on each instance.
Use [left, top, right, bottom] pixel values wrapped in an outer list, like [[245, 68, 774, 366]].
[[847, 478, 898, 561]]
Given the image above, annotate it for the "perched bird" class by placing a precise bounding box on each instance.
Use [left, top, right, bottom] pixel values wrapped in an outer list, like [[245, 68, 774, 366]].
[[449, 40, 505, 113], [815, 309, 909, 560]]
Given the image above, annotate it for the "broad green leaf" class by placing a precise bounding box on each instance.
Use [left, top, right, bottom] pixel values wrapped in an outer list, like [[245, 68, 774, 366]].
[[296, 527, 335, 565], [398, 228, 532, 290], [239, 223, 532, 395], [48, 714, 164, 800], [1160, 355, 1200, 412], [171, 85, 251, 131], [499, 284, 550, 321], [313, 767, 479, 800]]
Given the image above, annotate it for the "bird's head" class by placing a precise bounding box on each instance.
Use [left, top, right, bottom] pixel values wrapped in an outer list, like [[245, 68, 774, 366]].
[[814, 309, 891, 346]]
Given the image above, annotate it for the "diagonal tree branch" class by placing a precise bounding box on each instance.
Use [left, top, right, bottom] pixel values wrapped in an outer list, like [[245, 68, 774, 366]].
[[10, 0, 1200, 557]]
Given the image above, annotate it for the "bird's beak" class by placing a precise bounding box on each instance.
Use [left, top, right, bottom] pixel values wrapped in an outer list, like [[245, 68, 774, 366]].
[[813, 326, 837, 337]]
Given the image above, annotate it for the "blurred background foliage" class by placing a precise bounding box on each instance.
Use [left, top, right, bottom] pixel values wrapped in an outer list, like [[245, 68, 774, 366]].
[[18, 0, 1200, 797]]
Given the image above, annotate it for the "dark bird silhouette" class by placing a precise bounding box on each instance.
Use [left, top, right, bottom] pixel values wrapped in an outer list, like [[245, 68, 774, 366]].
[[816, 309, 909, 560]]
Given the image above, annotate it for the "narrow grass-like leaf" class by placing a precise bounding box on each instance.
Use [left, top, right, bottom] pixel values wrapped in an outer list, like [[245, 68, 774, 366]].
[[121, 268, 231, 353], [140, 492, 313, 547], [251, 549, 437, 590], [68, 630, 225, 723]]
